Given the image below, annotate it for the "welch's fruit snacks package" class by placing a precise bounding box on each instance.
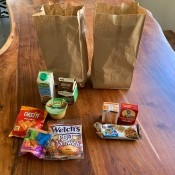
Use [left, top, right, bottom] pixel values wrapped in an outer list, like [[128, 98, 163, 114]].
[[45, 119, 84, 160]]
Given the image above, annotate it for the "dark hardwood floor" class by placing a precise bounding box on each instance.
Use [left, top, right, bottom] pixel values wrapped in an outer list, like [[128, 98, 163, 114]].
[[164, 30, 175, 51]]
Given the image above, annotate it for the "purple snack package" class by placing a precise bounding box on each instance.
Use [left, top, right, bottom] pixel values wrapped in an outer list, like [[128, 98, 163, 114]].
[[19, 128, 51, 159]]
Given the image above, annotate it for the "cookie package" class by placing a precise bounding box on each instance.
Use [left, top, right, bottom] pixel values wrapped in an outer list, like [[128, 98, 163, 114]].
[[94, 122, 141, 140], [45, 119, 84, 160]]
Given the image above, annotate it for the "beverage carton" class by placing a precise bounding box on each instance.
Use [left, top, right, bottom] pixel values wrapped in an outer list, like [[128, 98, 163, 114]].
[[37, 71, 55, 104]]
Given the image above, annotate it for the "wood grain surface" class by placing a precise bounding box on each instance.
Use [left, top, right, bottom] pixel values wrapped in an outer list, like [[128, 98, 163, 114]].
[[1, 0, 175, 174]]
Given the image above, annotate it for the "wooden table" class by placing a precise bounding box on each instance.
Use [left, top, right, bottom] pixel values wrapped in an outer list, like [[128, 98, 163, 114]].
[[1, 0, 175, 174]]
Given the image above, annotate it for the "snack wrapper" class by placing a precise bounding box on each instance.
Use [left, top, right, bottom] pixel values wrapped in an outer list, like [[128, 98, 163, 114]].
[[45, 119, 84, 160], [19, 128, 51, 159], [9, 106, 47, 138], [94, 122, 141, 140]]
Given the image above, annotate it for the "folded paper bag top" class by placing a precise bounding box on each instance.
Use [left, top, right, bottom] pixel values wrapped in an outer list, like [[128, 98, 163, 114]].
[[91, 2, 146, 89], [42, 3, 83, 16], [33, 3, 88, 87], [95, 2, 147, 15]]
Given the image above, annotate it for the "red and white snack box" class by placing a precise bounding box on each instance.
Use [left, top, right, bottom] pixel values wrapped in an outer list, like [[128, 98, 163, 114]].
[[117, 103, 138, 125]]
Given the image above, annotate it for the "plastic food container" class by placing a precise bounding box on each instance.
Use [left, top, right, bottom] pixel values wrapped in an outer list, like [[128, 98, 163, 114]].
[[45, 98, 68, 119]]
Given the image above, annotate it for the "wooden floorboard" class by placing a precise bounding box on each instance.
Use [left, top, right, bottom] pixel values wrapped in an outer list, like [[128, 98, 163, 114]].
[[163, 30, 175, 51]]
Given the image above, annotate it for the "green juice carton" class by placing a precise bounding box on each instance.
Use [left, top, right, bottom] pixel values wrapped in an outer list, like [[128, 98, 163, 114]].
[[57, 77, 78, 104], [37, 71, 55, 104]]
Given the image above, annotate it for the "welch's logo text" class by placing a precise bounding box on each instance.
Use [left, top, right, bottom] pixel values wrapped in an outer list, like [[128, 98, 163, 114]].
[[50, 125, 81, 134]]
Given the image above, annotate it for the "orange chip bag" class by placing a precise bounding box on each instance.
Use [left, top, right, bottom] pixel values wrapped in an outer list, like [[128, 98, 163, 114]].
[[9, 106, 47, 138]]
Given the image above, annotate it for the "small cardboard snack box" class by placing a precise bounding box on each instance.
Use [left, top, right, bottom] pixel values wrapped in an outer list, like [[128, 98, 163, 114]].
[[57, 77, 78, 104], [117, 103, 138, 125], [102, 102, 119, 124]]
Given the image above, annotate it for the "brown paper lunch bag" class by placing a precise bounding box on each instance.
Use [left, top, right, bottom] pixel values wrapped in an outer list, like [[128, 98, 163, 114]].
[[91, 2, 146, 89], [33, 3, 88, 87]]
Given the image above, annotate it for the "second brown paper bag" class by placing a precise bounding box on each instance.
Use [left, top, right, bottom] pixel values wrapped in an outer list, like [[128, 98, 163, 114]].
[[33, 3, 88, 87], [91, 3, 146, 89]]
